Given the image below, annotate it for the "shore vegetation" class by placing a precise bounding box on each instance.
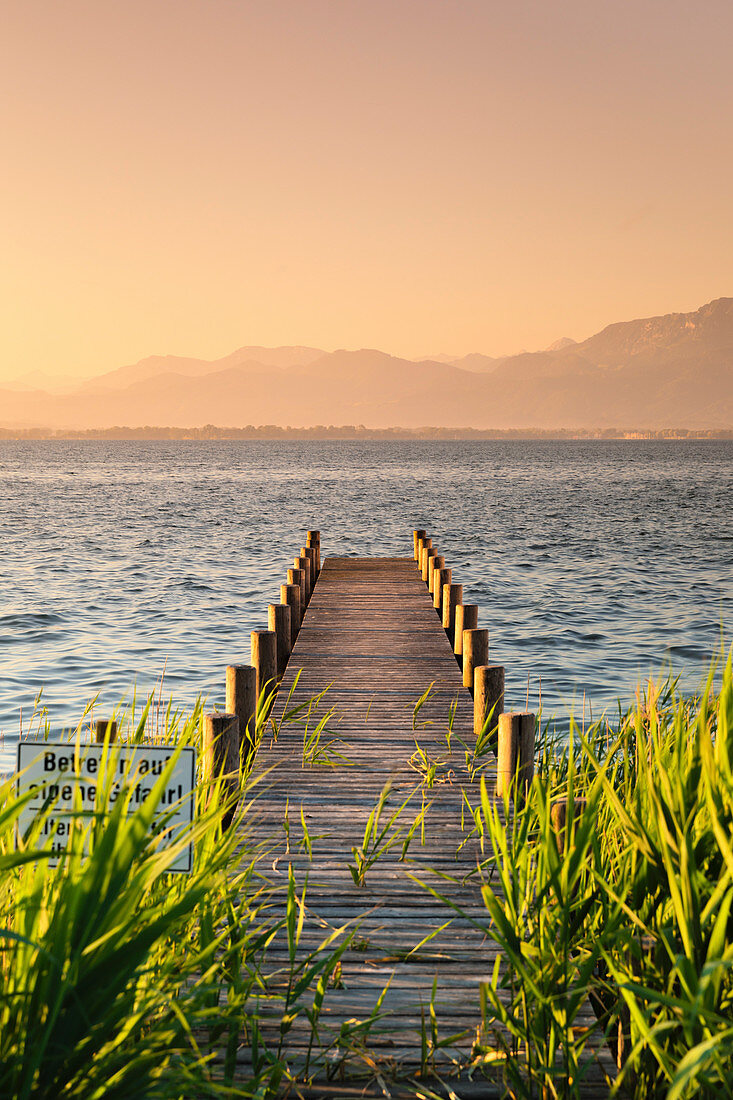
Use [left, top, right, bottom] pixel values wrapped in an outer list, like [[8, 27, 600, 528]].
[[1, 656, 731, 1097]]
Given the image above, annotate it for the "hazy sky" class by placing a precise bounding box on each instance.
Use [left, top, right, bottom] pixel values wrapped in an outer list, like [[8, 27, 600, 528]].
[[2, 0, 731, 379]]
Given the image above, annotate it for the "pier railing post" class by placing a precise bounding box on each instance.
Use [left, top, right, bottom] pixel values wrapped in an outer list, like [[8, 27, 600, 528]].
[[454, 604, 478, 660], [463, 627, 489, 693], [295, 555, 311, 605], [421, 545, 436, 583], [474, 665, 505, 746], [289, 566, 306, 617], [413, 529, 426, 560], [281, 583, 301, 646], [442, 583, 463, 646], [428, 554, 445, 596], [496, 712, 536, 801], [551, 796, 588, 853], [226, 664, 257, 763], [301, 546, 317, 595], [268, 604, 292, 678], [251, 629, 278, 711], [434, 566, 451, 613], [306, 530, 320, 576], [416, 533, 429, 565], [203, 711, 240, 829], [94, 718, 118, 743]]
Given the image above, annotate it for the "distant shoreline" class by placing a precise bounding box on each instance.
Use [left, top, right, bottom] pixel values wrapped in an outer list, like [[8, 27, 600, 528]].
[[0, 425, 731, 441]]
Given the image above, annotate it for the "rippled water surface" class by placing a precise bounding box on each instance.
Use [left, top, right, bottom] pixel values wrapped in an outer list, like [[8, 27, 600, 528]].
[[1, 440, 731, 771]]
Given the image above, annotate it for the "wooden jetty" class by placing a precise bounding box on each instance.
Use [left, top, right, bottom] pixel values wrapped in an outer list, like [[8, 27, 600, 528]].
[[233, 540, 613, 1096]]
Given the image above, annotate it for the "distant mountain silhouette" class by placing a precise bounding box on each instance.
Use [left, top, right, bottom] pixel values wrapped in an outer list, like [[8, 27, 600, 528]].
[[446, 353, 505, 373], [492, 298, 733, 381], [81, 345, 325, 391], [1, 300, 730, 429], [545, 337, 577, 352]]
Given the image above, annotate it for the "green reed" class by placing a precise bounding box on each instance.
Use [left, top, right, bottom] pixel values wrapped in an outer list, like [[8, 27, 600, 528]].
[[5, 654, 732, 1099], [0, 693, 356, 1099], [459, 651, 733, 1099]]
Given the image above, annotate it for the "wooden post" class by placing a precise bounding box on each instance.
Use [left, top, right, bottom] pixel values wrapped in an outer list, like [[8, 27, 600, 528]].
[[301, 546, 317, 595], [442, 583, 463, 647], [295, 554, 311, 604], [550, 797, 588, 853], [306, 530, 321, 576], [416, 533, 429, 565], [419, 537, 432, 577], [251, 629, 278, 707], [281, 583, 301, 647], [288, 566, 306, 617], [413, 529, 426, 560], [203, 711, 240, 829], [226, 664, 257, 762], [434, 567, 451, 612], [428, 554, 445, 596], [454, 603, 478, 658], [94, 718, 118, 743], [474, 665, 505, 745], [268, 603, 292, 678], [463, 627, 489, 692], [421, 545, 436, 583], [496, 712, 536, 800]]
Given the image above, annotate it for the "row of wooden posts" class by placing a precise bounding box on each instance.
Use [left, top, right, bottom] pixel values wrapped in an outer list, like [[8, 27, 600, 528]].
[[94, 532, 322, 823], [413, 529, 535, 799], [204, 530, 322, 813]]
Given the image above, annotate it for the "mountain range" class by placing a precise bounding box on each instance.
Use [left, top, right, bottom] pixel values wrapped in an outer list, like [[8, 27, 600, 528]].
[[1, 299, 731, 430]]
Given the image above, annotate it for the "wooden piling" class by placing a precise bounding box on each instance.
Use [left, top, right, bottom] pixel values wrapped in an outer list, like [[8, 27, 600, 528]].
[[226, 664, 257, 761], [289, 566, 306, 616], [416, 533, 429, 564], [550, 796, 588, 853], [474, 664, 505, 743], [251, 629, 278, 706], [281, 583, 301, 647], [496, 712, 536, 800], [413, 529, 426, 560], [268, 604, 292, 678], [418, 538, 432, 577], [434, 566, 451, 612], [203, 711, 240, 829], [428, 554, 445, 595], [453, 603, 478, 658], [421, 545, 436, 583], [301, 547, 318, 594], [94, 718, 117, 743], [416, 534, 429, 572], [295, 555, 311, 604], [442, 583, 463, 647], [306, 530, 321, 576], [463, 627, 489, 692]]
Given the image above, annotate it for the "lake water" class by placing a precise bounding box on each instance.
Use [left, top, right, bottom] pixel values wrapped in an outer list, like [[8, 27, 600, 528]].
[[1, 440, 731, 772]]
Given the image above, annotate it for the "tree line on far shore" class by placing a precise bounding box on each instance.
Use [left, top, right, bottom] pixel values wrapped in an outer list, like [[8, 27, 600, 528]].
[[1, 424, 731, 441]]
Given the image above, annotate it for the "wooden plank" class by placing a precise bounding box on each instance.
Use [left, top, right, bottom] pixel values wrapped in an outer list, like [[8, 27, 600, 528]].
[[244, 556, 612, 1096]]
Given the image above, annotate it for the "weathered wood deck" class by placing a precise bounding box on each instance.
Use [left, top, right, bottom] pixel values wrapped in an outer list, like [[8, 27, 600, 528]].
[[245, 556, 611, 1096]]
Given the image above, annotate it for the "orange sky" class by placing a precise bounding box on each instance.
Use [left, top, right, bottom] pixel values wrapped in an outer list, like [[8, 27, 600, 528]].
[[1, 0, 731, 380]]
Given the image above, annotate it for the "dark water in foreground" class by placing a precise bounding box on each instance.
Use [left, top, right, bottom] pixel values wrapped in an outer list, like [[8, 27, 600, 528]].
[[1, 440, 731, 772]]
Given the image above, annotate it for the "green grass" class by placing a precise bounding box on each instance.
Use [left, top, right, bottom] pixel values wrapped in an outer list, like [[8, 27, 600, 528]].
[[3, 653, 732, 1098], [441, 652, 733, 1099], [0, 693, 357, 1099]]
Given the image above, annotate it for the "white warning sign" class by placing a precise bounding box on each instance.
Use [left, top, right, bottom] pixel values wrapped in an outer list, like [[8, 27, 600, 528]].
[[16, 741, 197, 874]]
